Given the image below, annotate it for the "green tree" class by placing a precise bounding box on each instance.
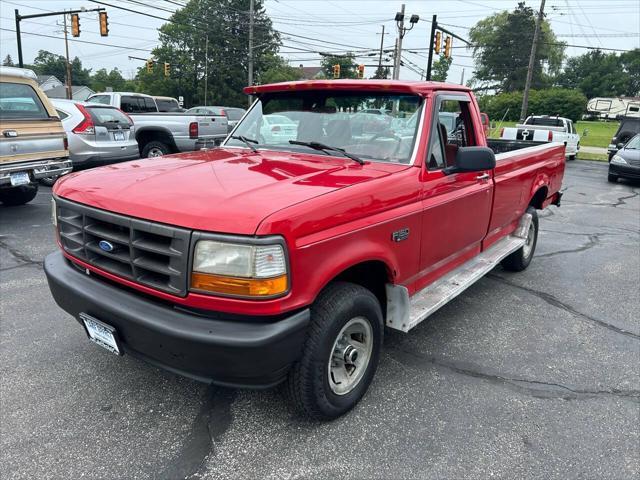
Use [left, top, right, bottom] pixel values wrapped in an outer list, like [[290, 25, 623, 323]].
[[469, 2, 565, 92], [30, 50, 92, 86], [321, 53, 357, 79], [2, 54, 14, 66], [372, 65, 390, 79], [478, 88, 586, 122], [90, 68, 128, 92], [620, 49, 640, 96], [556, 50, 629, 99], [137, 0, 279, 108], [258, 55, 302, 84], [431, 55, 452, 82]]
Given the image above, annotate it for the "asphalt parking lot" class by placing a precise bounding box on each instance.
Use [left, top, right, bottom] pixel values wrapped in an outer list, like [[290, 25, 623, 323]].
[[1, 160, 638, 480]]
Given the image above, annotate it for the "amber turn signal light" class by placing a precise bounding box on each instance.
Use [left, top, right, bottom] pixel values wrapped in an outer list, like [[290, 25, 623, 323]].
[[191, 272, 288, 297]]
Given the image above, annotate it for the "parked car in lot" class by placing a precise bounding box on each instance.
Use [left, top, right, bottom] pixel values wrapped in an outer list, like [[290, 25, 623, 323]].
[[260, 114, 297, 143], [51, 99, 138, 168], [45, 79, 565, 420], [185, 106, 246, 132], [153, 96, 184, 112], [608, 133, 640, 182], [607, 114, 640, 160], [500, 115, 580, 159], [87, 92, 227, 157], [0, 67, 72, 205]]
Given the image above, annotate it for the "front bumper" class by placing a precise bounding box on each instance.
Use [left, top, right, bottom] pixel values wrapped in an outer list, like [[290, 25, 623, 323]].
[[44, 251, 310, 388], [609, 162, 640, 179], [0, 158, 73, 186]]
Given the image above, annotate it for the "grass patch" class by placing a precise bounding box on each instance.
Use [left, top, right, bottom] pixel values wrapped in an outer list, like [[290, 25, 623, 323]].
[[577, 152, 608, 162], [488, 119, 618, 149]]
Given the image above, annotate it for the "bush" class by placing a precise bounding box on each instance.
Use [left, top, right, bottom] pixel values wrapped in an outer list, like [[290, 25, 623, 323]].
[[477, 88, 587, 122]]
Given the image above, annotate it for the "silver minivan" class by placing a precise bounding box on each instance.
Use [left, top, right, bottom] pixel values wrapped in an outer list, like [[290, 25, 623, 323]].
[[51, 99, 139, 166]]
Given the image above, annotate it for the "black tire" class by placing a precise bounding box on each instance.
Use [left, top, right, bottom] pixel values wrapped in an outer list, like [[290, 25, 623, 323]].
[[39, 176, 59, 187], [568, 155, 576, 161], [286, 281, 383, 420], [608, 173, 618, 183], [0, 184, 39, 206], [141, 141, 171, 158], [501, 206, 538, 272]]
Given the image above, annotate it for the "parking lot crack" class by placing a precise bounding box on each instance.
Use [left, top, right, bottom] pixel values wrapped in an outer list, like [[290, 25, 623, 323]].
[[612, 191, 639, 208], [0, 239, 43, 270], [388, 348, 640, 402], [158, 385, 235, 480], [486, 275, 640, 340], [535, 234, 600, 258]]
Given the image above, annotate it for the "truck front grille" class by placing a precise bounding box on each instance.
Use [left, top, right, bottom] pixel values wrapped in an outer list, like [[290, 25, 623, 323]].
[[55, 197, 191, 296]]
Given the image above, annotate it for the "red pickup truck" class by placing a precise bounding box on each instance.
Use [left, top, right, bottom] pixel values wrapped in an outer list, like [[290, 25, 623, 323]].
[[45, 80, 564, 420]]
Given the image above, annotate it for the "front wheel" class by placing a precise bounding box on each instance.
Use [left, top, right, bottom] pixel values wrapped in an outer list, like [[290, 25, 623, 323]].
[[286, 282, 383, 420], [501, 206, 538, 272], [141, 141, 171, 158]]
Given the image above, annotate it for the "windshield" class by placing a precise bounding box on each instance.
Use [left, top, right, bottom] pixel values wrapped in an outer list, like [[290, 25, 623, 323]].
[[225, 91, 424, 164], [625, 135, 640, 149]]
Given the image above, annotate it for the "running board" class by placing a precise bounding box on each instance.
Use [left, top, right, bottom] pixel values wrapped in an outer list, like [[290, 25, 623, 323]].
[[386, 213, 532, 333]]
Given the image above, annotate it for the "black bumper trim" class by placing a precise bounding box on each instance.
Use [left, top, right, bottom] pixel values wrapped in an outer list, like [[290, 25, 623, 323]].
[[44, 251, 310, 388]]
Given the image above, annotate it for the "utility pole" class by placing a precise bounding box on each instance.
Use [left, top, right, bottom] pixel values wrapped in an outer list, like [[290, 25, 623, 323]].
[[63, 12, 73, 100], [377, 25, 385, 76], [520, 0, 546, 121], [247, 0, 255, 107], [426, 15, 437, 81], [460, 68, 465, 85], [204, 34, 208, 105], [392, 4, 405, 80], [14, 10, 23, 67]]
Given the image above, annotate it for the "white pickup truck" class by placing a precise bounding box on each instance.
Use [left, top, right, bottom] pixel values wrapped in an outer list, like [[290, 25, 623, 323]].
[[500, 115, 580, 160], [87, 92, 228, 158]]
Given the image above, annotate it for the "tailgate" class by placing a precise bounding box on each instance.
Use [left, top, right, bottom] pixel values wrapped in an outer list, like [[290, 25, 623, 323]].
[[0, 120, 67, 165], [194, 114, 228, 138]]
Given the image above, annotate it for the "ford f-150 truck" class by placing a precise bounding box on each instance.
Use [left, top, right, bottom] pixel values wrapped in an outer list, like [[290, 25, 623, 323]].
[[500, 115, 579, 160], [86, 92, 227, 158], [45, 80, 565, 420]]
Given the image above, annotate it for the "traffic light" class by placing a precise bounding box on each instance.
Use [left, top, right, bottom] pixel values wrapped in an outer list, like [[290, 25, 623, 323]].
[[71, 14, 80, 37], [357, 64, 365, 79], [146, 58, 154, 74], [99, 11, 109, 37], [434, 31, 442, 55], [333, 64, 340, 79], [164, 62, 170, 77], [444, 36, 452, 58]]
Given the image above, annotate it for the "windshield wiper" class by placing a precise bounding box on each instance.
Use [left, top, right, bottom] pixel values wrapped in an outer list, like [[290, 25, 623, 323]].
[[230, 135, 258, 152], [289, 140, 364, 165]]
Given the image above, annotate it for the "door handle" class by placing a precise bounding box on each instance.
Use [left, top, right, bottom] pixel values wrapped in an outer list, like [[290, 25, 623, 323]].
[[476, 173, 490, 180]]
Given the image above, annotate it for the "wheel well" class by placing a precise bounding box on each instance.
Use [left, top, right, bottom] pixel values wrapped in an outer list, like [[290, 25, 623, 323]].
[[529, 186, 548, 209], [136, 129, 177, 153], [332, 261, 390, 316]]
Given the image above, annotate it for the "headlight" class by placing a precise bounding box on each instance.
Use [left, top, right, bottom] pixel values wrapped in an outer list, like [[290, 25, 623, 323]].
[[611, 155, 627, 165], [51, 197, 57, 227], [191, 239, 288, 297]]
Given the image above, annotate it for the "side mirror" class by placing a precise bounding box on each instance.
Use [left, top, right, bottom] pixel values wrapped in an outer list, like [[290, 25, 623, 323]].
[[444, 146, 496, 175], [616, 142, 625, 150]]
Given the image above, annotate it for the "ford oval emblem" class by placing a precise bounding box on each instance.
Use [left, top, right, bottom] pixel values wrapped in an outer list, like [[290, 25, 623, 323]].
[[98, 240, 115, 252]]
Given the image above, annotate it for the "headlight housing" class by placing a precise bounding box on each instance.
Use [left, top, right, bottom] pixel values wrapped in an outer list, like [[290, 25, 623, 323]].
[[51, 197, 57, 226], [191, 237, 288, 298], [611, 154, 627, 165]]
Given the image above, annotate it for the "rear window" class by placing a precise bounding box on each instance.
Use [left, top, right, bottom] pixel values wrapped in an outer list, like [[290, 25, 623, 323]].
[[87, 106, 131, 126], [121, 96, 157, 113], [156, 99, 180, 112], [227, 109, 245, 121], [88, 95, 111, 105], [526, 117, 563, 127], [0, 82, 49, 119]]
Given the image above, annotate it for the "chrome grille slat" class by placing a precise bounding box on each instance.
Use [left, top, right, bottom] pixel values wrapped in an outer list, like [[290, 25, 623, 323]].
[[55, 197, 191, 296]]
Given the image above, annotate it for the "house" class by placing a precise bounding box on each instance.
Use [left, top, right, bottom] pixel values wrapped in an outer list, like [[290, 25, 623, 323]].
[[45, 85, 95, 101], [36, 75, 63, 92], [298, 65, 324, 80]]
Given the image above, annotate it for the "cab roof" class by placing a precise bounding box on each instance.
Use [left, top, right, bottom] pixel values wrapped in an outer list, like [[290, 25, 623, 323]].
[[244, 79, 471, 96], [0, 66, 38, 81]]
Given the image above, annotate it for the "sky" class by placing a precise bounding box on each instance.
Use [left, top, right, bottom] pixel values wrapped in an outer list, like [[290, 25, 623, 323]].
[[1, 0, 639, 86]]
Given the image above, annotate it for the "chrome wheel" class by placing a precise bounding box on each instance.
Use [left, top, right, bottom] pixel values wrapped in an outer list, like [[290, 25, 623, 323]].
[[523, 222, 535, 259], [147, 147, 164, 157], [328, 317, 373, 395]]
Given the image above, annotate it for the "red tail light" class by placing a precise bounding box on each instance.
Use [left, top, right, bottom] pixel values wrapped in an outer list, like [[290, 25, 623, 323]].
[[121, 109, 134, 126], [499, 127, 504, 137], [189, 121, 199, 139], [271, 125, 281, 132], [548, 130, 553, 141], [72, 103, 95, 135], [220, 109, 226, 116]]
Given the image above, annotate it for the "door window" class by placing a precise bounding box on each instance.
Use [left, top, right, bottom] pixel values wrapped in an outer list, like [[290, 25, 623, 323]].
[[427, 97, 476, 170], [120, 96, 140, 113], [0, 83, 48, 119]]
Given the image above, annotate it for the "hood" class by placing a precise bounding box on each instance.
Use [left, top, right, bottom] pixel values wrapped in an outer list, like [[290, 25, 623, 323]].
[[54, 148, 393, 235], [619, 147, 640, 162]]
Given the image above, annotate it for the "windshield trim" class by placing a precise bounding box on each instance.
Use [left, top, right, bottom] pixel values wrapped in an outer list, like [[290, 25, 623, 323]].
[[222, 93, 426, 166]]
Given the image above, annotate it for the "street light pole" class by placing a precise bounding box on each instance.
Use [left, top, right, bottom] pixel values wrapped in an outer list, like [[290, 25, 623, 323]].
[[14, 9, 23, 68], [63, 12, 73, 100], [520, 0, 546, 121], [426, 14, 437, 81], [247, 0, 255, 107], [393, 4, 405, 80], [377, 25, 385, 77]]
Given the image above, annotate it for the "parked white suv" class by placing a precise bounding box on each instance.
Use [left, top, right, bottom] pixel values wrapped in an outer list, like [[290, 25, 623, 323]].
[[500, 115, 580, 160]]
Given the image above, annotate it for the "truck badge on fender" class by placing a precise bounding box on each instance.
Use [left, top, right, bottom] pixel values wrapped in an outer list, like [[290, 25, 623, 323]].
[[98, 240, 115, 252], [392, 228, 410, 242]]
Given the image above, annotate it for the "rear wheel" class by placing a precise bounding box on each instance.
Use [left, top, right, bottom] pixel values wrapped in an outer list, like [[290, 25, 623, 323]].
[[286, 282, 383, 420], [0, 184, 39, 206], [568, 155, 576, 161], [501, 206, 538, 272], [141, 141, 171, 158]]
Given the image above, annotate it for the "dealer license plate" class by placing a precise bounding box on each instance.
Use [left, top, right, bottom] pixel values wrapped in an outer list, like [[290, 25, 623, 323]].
[[10, 171, 30, 186], [80, 313, 121, 355], [113, 131, 125, 141]]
